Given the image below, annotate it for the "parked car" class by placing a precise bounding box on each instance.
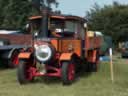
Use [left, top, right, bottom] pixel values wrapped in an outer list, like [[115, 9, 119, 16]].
[[121, 41, 128, 58]]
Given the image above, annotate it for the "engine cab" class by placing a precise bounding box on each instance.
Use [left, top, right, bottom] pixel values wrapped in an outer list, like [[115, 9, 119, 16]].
[[17, 14, 100, 85], [28, 15, 86, 63]]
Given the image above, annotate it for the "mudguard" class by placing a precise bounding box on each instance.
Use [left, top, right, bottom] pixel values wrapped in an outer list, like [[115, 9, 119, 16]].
[[60, 53, 73, 61], [8, 48, 19, 59], [18, 52, 32, 59], [0, 45, 30, 59], [1, 48, 18, 59]]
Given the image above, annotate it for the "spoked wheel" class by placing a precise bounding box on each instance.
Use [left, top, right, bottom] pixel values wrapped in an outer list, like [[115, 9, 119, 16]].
[[91, 63, 98, 72], [61, 62, 75, 85], [17, 60, 35, 84], [8, 50, 19, 68]]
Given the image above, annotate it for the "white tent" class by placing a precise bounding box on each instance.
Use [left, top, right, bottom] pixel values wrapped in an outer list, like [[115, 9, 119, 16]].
[[0, 30, 20, 34], [95, 31, 103, 36]]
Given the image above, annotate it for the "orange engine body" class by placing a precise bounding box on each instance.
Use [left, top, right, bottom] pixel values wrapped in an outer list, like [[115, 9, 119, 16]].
[[51, 39, 82, 56], [85, 31, 102, 51]]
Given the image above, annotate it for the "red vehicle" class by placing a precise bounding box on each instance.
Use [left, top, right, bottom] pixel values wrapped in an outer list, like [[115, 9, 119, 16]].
[[17, 1, 102, 85]]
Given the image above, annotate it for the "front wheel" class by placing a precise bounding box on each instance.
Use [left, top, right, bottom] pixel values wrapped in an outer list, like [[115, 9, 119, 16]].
[[17, 60, 35, 84], [61, 62, 75, 85]]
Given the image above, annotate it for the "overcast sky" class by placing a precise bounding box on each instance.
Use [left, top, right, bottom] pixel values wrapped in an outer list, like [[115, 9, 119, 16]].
[[53, 0, 128, 17]]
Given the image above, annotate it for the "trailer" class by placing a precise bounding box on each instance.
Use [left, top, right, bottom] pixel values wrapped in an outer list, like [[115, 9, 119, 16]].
[[0, 34, 32, 68], [0, 41, 30, 68]]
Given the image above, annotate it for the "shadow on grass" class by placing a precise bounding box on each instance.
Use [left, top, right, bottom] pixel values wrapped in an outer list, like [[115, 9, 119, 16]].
[[31, 63, 95, 85], [31, 70, 93, 85], [0, 65, 10, 71], [32, 77, 62, 85]]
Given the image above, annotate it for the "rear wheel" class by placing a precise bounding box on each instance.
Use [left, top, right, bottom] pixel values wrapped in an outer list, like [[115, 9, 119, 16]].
[[61, 62, 75, 85], [91, 63, 97, 72], [91, 50, 99, 72], [17, 60, 35, 84]]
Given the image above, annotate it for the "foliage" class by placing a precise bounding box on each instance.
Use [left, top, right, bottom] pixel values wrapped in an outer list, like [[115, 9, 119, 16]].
[[0, 0, 58, 30], [0, 0, 39, 29], [86, 2, 128, 44]]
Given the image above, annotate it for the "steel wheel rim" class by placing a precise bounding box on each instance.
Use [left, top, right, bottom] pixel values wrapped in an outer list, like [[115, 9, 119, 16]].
[[25, 66, 34, 81]]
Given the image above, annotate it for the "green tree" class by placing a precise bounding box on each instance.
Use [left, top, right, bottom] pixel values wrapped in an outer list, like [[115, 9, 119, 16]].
[[0, 0, 59, 30], [0, 0, 38, 29], [86, 2, 128, 44]]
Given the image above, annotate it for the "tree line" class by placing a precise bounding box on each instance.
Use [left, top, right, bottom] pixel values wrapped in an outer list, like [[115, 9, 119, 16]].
[[0, 1, 128, 44], [86, 2, 128, 44], [0, 0, 38, 29]]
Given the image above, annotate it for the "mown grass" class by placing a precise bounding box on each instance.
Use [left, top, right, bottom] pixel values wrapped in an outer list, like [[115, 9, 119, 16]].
[[0, 54, 128, 96]]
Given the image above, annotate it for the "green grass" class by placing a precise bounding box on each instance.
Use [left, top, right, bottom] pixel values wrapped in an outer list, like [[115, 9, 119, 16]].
[[0, 54, 128, 96]]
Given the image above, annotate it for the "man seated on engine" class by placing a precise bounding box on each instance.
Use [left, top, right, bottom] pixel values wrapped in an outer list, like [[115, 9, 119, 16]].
[[50, 26, 62, 38]]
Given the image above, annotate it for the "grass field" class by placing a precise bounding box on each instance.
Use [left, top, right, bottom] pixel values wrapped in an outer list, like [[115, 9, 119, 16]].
[[0, 54, 128, 96]]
